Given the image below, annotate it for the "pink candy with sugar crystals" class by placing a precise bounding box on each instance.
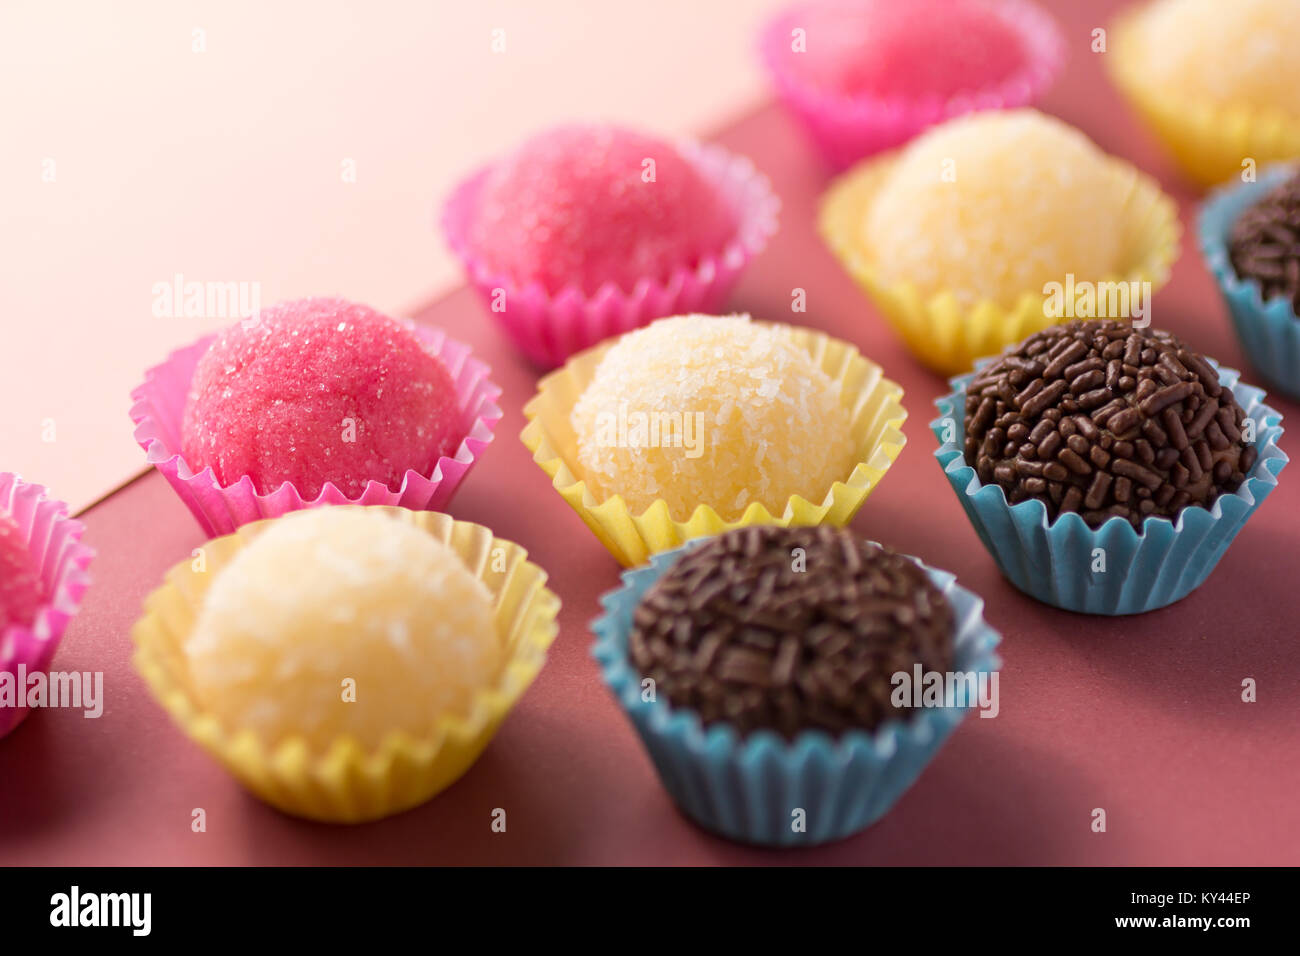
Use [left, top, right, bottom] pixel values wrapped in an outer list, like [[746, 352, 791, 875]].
[[790, 0, 1030, 100], [467, 125, 738, 296], [181, 298, 463, 500], [758, 0, 1064, 169]]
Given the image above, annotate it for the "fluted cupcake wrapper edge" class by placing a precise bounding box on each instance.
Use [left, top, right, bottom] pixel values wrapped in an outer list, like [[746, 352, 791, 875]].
[[819, 147, 1181, 377], [130, 323, 502, 538], [1108, 8, 1300, 190], [440, 139, 780, 368], [930, 363, 1287, 615], [757, 0, 1064, 170], [1199, 164, 1300, 401], [520, 323, 907, 567], [591, 540, 1002, 847], [0, 473, 95, 739], [130, 507, 559, 824]]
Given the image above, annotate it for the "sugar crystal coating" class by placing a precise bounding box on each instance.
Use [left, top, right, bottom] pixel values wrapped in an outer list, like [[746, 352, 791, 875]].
[[630, 525, 955, 740], [0, 511, 43, 632], [1127, 0, 1300, 115], [185, 508, 501, 752], [571, 314, 858, 519], [785, 0, 1029, 100], [862, 109, 1127, 308], [181, 298, 462, 499], [468, 125, 737, 295], [963, 319, 1256, 530]]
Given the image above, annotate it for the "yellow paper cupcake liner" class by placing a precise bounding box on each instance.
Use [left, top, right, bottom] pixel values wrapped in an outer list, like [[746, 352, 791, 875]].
[[1109, 8, 1300, 190], [819, 148, 1181, 377], [520, 323, 907, 568], [131, 507, 560, 824]]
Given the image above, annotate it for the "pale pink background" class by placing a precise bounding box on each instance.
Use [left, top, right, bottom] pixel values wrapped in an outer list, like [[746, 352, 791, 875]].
[[0, 0, 783, 511]]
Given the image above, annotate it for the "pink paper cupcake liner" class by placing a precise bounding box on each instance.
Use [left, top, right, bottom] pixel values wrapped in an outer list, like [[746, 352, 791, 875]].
[[758, 0, 1066, 169], [1, 473, 94, 739], [130, 323, 502, 537], [440, 140, 780, 368]]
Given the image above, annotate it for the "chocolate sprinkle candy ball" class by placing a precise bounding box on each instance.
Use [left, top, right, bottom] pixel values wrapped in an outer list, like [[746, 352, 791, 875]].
[[1229, 170, 1300, 314], [963, 319, 1257, 530], [628, 526, 954, 740]]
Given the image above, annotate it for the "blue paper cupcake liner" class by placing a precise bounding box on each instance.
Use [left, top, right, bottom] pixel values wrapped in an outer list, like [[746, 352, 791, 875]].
[[1200, 164, 1300, 401], [931, 364, 1287, 616], [591, 541, 1002, 847]]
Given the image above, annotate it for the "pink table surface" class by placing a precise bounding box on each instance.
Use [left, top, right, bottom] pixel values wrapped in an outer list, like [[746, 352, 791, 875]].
[[5, 2, 1300, 865]]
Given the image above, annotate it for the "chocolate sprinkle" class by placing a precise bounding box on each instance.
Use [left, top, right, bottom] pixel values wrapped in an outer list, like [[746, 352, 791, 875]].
[[628, 526, 955, 740], [1229, 171, 1300, 314], [963, 320, 1255, 530]]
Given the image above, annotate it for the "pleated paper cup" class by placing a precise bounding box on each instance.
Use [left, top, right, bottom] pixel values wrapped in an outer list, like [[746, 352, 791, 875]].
[[1199, 164, 1300, 400], [0, 474, 94, 739], [592, 540, 1001, 847], [131, 508, 559, 824], [520, 323, 907, 567], [130, 323, 501, 538], [758, 0, 1065, 170], [932, 363, 1287, 615], [819, 148, 1180, 376], [1108, 8, 1300, 190], [441, 140, 780, 368]]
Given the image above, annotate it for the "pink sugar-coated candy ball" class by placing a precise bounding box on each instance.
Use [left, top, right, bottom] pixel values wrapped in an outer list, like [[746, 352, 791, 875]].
[[468, 124, 738, 296], [181, 298, 463, 500], [789, 0, 1029, 100], [0, 511, 43, 632]]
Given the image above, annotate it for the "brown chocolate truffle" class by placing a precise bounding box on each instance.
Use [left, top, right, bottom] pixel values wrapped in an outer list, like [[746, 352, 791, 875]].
[[628, 525, 954, 740], [963, 320, 1257, 529], [1229, 170, 1300, 315]]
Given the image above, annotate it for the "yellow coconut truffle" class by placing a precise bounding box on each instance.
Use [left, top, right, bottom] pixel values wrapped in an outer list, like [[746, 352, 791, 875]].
[[185, 508, 501, 752], [570, 314, 857, 518], [1128, 0, 1300, 116], [862, 109, 1128, 309]]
